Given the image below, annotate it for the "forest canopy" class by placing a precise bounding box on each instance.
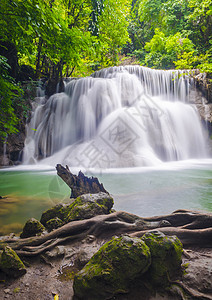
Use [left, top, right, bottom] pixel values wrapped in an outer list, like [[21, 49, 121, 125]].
[[0, 0, 212, 140], [125, 0, 212, 71]]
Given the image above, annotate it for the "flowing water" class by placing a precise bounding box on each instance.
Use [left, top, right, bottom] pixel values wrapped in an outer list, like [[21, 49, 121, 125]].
[[23, 66, 209, 167], [0, 66, 212, 235]]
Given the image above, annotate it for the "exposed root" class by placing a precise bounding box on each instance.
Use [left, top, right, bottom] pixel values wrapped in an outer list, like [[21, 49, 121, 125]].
[[171, 281, 212, 300], [0, 210, 211, 257]]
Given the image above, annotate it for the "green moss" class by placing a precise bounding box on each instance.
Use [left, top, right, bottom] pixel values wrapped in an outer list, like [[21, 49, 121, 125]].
[[182, 262, 189, 275], [20, 218, 45, 238], [40, 203, 69, 226], [73, 235, 151, 300], [95, 196, 114, 212], [13, 287, 21, 293], [142, 230, 183, 287], [66, 201, 100, 222], [58, 265, 79, 281], [0, 246, 26, 277], [40, 193, 114, 227], [46, 217, 64, 231], [0, 242, 7, 250]]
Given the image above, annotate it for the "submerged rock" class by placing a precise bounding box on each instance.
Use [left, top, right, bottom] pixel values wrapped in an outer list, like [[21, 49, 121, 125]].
[[73, 235, 151, 300], [142, 230, 183, 287], [40, 193, 114, 230], [20, 218, 45, 238], [0, 246, 26, 277]]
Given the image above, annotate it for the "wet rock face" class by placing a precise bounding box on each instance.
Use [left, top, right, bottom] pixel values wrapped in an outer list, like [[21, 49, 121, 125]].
[[0, 132, 25, 166], [73, 235, 151, 300], [40, 193, 114, 231], [20, 218, 45, 238], [195, 72, 212, 104], [0, 246, 26, 278]]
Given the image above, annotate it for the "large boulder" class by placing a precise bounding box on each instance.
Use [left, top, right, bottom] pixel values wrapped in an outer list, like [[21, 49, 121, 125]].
[[65, 193, 114, 223], [0, 246, 26, 278], [20, 218, 45, 238], [40, 193, 114, 230], [142, 230, 183, 287], [73, 235, 151, 300]]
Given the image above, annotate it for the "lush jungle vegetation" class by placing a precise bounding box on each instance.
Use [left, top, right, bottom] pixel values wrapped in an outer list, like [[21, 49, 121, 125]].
[[0, 0, 212, 140]]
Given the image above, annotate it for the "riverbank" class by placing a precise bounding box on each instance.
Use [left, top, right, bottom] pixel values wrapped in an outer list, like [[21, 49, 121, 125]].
[[0, 231, 211, 300]]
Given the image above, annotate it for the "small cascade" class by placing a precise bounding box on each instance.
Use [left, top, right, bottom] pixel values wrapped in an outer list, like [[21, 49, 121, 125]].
[[92, 66, 190, 101], [23, 65, 209, 168]]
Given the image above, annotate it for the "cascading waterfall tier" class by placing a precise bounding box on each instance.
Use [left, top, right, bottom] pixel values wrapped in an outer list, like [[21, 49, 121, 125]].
[[23, 65, 208, 168]]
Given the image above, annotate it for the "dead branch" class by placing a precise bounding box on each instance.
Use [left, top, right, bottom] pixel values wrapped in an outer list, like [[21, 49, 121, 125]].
[[56, 164, 109, 198]]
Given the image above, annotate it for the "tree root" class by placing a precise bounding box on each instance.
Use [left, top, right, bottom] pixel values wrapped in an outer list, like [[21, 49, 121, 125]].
[[0, 209, 211, 257], [171, 281, 212, 300]]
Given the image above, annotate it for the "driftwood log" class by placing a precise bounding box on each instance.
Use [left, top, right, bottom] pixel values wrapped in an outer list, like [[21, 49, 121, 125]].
[[1, 209, 211, 257], [56, 164, 109, 198]]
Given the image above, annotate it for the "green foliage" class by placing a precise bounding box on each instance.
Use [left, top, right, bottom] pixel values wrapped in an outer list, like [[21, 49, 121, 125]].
[[96, 0, 130, 67], [145, 29, 166, 53], [0, 56, 22, 141], [138, 0, 163, 28], [129, 0, 212, 72], [0, 0, 130, 141], [174, 50, 212, 72], [160, 0, 191, 35], [0, 0, 130, 78], [144, 29, 195, 69]]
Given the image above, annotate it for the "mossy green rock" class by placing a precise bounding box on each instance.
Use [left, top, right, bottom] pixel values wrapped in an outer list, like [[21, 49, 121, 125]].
[[20, 218, 45, 238], [0, 246, 26, 277], [73, 235, 151, 300], [46, 217, 64, 231], [40, 203, 68, 226], [142, 230, 183, 287], [40, 193, 114, 229], [65, 193, 114, 222]]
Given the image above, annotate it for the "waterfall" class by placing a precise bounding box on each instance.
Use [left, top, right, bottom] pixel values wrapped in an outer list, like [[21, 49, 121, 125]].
[[23, 65, 209, 168]]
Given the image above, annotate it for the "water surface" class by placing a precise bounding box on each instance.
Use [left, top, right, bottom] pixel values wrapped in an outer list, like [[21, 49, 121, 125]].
[[0, 160, 212, 235]]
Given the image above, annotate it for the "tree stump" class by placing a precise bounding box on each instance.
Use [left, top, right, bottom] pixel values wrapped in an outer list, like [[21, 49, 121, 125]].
[[56, 164, 109, 198]]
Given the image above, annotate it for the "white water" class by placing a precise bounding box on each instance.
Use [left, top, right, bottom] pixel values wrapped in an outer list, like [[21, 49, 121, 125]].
[[23, 66, 209, 169]]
